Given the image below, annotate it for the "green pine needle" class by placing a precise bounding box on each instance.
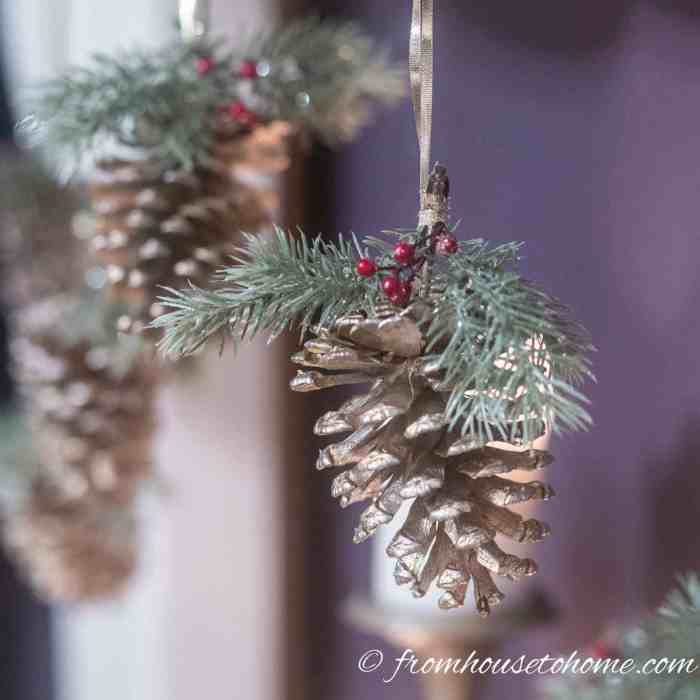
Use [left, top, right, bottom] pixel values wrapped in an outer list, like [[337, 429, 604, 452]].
[[428, 253, 594, 442], [544, 573, 700, 700], [22, 18, 405, 172]]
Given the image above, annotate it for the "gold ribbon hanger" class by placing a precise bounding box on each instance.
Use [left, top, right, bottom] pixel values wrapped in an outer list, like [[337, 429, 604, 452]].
[[179, 0, 210, 42], [410, 0, 434, 202], [410, 0, 448, 231]]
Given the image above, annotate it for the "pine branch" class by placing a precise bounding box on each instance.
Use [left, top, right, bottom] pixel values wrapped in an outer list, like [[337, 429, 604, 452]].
[[154, 230, 593, 440], [543, 574, 700, 700], [22, 18, 405, 172], [154, 229, 381, 357], [425, 250, 595, 442]]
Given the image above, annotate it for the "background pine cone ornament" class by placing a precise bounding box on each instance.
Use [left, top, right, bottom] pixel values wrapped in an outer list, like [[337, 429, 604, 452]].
[[4, 481, 138, 602], [88, 152, 269, 334], [12, 294, 154, 505], [291, 303, 554, 615], [27, 20, 405, 334], [214, 121, 294, 176]]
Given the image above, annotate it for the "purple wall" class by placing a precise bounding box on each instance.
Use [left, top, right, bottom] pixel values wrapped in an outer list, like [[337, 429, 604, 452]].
[[307, 2, 700, 698]]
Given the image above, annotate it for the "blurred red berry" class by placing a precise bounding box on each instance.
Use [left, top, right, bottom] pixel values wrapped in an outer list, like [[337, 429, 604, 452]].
[[228, 101, 246, 118], [226, 101, 258, 127], [356, 258, 377, 277], [591, 641, 619, 659], [238, 60, 258, 78], [393, 241, 416, 266], [196, 57, 214, 75], [386, 279, 412, 307], [399, 280, 412, 301], [436, 234, 459, 256]]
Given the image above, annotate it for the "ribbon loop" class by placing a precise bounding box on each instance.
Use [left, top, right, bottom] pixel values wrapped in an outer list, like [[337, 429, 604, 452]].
[[409, 0, 435, 224]]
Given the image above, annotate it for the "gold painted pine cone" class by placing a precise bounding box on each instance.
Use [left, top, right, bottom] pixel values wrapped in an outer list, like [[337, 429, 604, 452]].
[[4, 484, 137, 602], [291, 304, 554, 615], [12, 298, 155, 505], [214, 121, 294, 175], [88, 151, 269, 332]]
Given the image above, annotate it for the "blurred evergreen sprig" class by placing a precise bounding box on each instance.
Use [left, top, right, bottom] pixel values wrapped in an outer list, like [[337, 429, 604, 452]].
[[22, 17, 405, 172], [154, 228, 593, 441], [153, 228, 383, 355], [544, 574, 700, 700]]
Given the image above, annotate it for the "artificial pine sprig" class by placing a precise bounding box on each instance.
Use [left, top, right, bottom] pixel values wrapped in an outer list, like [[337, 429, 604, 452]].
[[22, 18, 405, 172], [154, 226, 593, 441], [544, 573, 700, 700], [432, 254, 594, 441], [154, 228, 382, 356]]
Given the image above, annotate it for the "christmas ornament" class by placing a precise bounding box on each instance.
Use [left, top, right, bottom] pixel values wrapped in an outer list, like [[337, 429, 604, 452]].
[[0, 293, 153, 602], [155, 213, 593, 615], [154, 1, 593, 614], [88, 156, 267, 333], [12, 294, 153, 505], [5, 481, 137, 602], [25, 18, 404, 331]]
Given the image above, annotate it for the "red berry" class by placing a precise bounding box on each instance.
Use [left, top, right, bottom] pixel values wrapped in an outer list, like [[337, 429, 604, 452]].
[[398, 281, 412, 303], [228, 101, 246, 118], [227, 101, 258, 127], [394, 241, 416, 266], [238, 60, 258, 78], [243, 112, 259, 128], [390, 287, 411, 307], [356, 258, 377, 277], [591, 642, 619, 659], [196, 57, 214, 75], [436, 234, 459, 256], [387, 280, 412, 307], [382, 274, 400, 297]]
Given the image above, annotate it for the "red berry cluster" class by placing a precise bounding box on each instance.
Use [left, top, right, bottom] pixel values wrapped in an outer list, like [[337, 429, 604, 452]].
[[194, 56, 260, 79], [195, 56, 261, 128], [222, 100, 258, 127], [355, 222, 459, 307]]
